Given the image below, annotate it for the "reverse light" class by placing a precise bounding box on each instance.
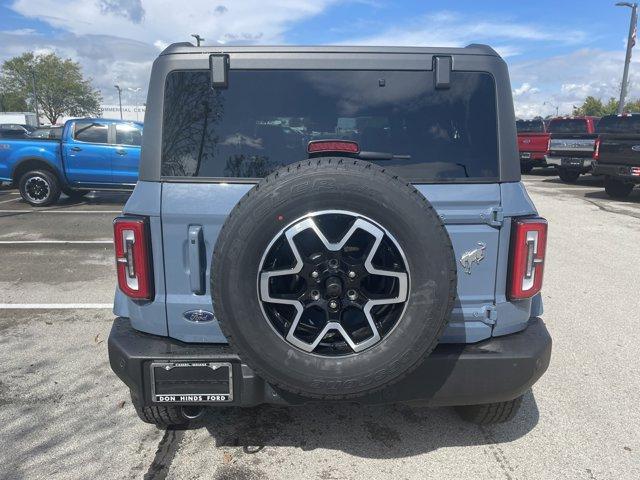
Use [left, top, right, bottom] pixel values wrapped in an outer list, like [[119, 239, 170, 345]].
[[113, 216, 154, 300], [307, 140, 360, 155], [508, 218, 548, 300]]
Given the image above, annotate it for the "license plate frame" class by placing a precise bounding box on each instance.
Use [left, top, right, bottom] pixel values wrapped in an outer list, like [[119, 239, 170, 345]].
[[150, 361, 233, 403], [561, 158, 583, 168], [520, 152, 531, 159]]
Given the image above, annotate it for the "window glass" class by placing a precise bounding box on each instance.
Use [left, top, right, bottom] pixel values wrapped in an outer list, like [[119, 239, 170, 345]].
[[161, 70, 499, 181], [516, 120, 545, 133], [116, 123, 142, 146], [74, 122, 108, 143], [548, 119, 588, 134], [596, 115, 640, 134]]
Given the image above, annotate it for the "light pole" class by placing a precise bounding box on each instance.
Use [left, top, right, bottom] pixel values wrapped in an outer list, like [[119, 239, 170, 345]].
[[114, 85, 123, 120], [616, 2, 638, 114], [544, 101, 559, 117], [127, 87, 141, 121], [191, 34, 204, 46]]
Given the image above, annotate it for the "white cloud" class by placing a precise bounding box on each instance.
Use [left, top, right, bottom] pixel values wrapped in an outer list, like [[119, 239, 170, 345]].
[[513, 83, 540, 97], [9, 0, 338, 46]]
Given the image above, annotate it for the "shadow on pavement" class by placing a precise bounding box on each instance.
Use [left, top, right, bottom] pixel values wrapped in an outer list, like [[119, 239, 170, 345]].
[[195, 391, 539, 459]]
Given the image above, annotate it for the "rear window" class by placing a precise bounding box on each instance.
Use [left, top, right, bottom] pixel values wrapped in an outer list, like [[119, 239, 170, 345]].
[[161, 69, 499, 182], [516, 120, 545, 133], [548, 119, 588, 134], [74, 121, 108, 143], [596, 115, 640, 134]]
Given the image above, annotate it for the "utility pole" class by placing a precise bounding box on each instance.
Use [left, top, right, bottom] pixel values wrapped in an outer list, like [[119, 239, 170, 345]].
[[616, 2, 638, 114], [191, 34, 204, 46], [114, 85, 123, 120], [31, 70, 40, 127], [544, 101, 559, 117]]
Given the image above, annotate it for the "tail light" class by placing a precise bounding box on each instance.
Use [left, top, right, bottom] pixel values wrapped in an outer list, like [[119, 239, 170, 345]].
[[508, 217, 547, 300], [546, 137, 551, 153], [307, 140, 360, 155], [113, 216, 154, 300], [593, 137, 601, 160]]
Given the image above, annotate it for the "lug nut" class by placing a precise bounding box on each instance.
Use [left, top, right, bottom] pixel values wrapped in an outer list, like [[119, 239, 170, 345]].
[[328, 300, 338, 309], [347, 289, 357, 301], [311, 290, 320, 301], [348, 271, 356, 279], [311, 271, 319, 278]]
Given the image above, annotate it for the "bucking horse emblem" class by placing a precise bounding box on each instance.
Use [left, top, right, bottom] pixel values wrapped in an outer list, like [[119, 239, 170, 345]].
[[460, 242, 486, 274]]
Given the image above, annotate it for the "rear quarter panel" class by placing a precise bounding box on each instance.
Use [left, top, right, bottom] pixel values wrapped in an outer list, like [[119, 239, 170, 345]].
[[0, 138, 63, 182]]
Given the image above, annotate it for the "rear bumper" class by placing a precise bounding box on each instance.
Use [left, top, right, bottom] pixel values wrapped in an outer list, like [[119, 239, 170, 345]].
[[593, 163, 640, 183], [108, 317, 552, 407], [546, 156, 593, 171], [519, 152, 547, 163]]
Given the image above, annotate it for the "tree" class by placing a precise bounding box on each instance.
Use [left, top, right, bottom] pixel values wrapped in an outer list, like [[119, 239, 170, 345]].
[[0, 52, 101, 124], [0, 89, 28, 111], [572, 95, 640, 116]]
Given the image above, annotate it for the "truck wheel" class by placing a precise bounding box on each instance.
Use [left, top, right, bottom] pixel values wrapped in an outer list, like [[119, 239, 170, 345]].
[[18, 169, 61, 206], [62, 187, 89, 199], [212, 158, 457, 399], [557, 168, 580, 183], [129, 390, 189, 428], [520, 163, 533, 174], [455, 395, 523, 425], [604, 177, 634, 198]]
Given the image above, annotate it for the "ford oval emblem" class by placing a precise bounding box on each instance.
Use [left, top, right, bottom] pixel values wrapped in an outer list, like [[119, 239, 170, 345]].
[[631, 145, 640, 152], [522, 138, 531, 144], [183, 310, 215, 323]]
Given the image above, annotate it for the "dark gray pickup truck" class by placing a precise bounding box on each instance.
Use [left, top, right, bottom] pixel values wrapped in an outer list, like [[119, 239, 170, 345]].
[[593, 113, 640, 198], [108, 43, 552, 428]]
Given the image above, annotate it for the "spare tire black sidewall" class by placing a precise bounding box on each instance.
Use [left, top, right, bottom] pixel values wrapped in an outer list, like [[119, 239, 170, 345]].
[[212, 160, 456, 398]]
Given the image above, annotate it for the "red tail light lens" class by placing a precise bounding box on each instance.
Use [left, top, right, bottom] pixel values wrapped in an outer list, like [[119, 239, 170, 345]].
[[113, 216, 154, 300], [508, 217, 548, 300], [593, 137, 601, 160], [307, 140, 360, 155], [546, 137, 551, 153]]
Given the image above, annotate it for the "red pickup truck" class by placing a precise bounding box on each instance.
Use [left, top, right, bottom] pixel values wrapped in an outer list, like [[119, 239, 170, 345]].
[[516, 119, 549, 173], [545, 116, 600, 182]]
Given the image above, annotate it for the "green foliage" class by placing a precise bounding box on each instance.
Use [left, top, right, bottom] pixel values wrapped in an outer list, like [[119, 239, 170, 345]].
[[0, 89, 28, 111], [572, 95, 640, 117], [0, 52, 102, 124]]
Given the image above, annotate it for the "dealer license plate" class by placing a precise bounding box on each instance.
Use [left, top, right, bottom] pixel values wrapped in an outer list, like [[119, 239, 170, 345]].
[[150, 361, 233, 403]]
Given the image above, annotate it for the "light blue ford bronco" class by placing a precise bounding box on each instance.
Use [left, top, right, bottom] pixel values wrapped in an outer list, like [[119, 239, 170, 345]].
[[108, 43, 552, 427]]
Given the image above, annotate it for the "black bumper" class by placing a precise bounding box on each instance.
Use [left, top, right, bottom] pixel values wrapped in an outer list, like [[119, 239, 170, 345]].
[[593, 163, 640, 183], [108, 317, 551, 407]]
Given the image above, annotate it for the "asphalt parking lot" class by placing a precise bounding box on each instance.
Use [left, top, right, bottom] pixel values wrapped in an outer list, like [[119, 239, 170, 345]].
[[0, 171, 639, 480]]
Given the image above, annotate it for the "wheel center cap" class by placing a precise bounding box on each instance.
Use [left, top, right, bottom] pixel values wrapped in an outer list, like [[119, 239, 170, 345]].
[[324, 276, 343, 298]]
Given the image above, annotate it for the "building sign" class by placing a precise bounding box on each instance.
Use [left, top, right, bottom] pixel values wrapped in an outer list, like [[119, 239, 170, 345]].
[[99, 104, 146, 121]]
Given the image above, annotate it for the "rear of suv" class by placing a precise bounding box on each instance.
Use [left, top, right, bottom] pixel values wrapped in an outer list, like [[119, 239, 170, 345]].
[[108, 44, 552, 427]]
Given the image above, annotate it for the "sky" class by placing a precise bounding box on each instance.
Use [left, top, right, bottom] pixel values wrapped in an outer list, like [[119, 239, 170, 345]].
[[0, 0, 637, 118]]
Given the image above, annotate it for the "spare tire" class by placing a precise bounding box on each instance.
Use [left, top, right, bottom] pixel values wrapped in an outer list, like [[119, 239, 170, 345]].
[[211, 159, 456, 399]]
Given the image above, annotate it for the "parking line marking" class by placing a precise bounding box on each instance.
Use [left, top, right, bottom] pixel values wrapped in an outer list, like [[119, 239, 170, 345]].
[[0, 197, 19, 204], [0, 303, 112, 309], [0, 209, 121, 214], [0, 240, 113, 244]]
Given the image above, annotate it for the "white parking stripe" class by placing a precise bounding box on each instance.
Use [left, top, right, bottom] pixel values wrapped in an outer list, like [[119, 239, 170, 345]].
[[0, 303, 112, 309], [0, 197, 19, 204], [0, 209, 121, 214], [0, 240, 113, 244]]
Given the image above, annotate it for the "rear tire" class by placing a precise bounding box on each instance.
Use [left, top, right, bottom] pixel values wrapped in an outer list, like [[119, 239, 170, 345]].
[[129, 390, 188, 428], [18, 169, 61, 206], [455, 395, 523, 425], [520, 163, 533, 174], [604, 177, 634, 198], [557, 168, 580, 183]]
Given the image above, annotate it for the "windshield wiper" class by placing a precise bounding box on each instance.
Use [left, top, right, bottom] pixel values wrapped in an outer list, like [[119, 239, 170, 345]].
[[357, 151, 411, 160]]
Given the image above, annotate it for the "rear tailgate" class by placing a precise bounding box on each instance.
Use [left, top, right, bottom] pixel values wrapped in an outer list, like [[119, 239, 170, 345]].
[[598, 133, 640, 166], [548, 133, 597, 158], [517, 133, 549, 154]]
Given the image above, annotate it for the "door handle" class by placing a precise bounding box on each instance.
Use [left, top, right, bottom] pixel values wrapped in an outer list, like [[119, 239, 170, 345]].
[[116, 149, 127, 156], [188, 225, 205, 295], [70, 146, 82, 152]]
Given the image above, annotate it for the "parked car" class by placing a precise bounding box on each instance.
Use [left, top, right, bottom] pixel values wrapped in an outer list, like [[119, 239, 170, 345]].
[[0, 123, 34, 138], [516, 119, 549, 173], [545, 116, 599, 182], [108, 43, 552, 428], [29, 126, 63, 139], [0, 118, 142, 206], [592, 113, 640, 198]]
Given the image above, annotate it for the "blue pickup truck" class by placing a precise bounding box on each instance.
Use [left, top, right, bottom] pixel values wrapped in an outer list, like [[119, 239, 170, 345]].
[[0, 118, 142, 206]]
